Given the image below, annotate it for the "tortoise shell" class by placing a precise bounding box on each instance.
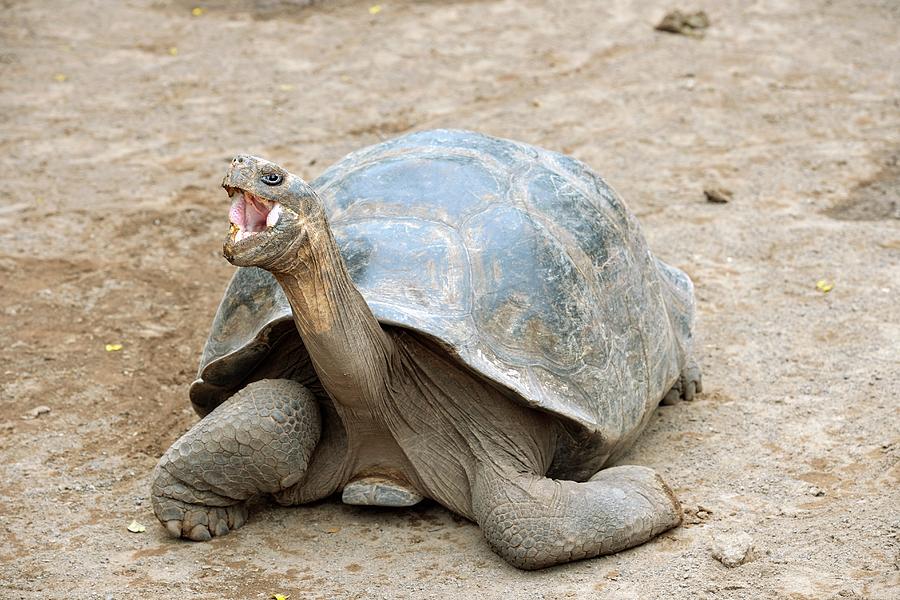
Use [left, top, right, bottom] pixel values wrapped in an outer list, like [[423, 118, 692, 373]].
[[190, 130, 695, 471]]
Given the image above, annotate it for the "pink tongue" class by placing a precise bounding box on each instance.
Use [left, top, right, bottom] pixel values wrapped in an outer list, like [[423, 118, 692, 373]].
[[245, 198, 269, 231], [229, 197, 245, 228]]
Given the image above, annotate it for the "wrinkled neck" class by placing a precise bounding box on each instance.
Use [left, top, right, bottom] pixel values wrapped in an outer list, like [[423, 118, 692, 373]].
[[271, 224, 393, 410]]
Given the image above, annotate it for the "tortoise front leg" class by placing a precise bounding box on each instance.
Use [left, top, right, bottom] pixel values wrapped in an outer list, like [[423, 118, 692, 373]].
[[472, 464, 682, 570], [151, 379, 320, 541]]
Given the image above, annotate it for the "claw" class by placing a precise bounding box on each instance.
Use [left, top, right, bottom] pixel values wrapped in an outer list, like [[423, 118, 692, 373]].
[[230, 506, 247, 530], [660, 361, 703, 405], [214, 519, 230, 537], [164, 520, 182, 538], [188, 524, 212, 541], [661, 386, 681, 405], [152, 494, 247, 541]]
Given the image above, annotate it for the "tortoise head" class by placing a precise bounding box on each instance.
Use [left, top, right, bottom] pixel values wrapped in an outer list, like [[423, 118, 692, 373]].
[[221, 155, 325, 270]]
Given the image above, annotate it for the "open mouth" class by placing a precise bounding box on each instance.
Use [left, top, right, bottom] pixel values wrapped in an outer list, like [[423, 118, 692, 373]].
[[228, 189, 282, 243]]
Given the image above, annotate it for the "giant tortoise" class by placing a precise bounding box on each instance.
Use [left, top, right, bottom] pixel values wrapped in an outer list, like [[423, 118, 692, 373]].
[[150, 129, 701, 570]]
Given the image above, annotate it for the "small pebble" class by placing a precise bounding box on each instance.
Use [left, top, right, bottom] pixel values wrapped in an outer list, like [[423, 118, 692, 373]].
[[711, 531, 755, 567], [807, 485, 825, 496], [22, 405, 51, 420], [704, 188, 733, 204], [655, 10, 711, 37]]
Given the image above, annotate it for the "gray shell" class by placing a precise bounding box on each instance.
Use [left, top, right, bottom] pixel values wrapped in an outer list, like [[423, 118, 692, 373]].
[[191, 130, 695, 466]]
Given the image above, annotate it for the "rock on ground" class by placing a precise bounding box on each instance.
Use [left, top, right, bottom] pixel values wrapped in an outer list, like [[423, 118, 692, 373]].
[[711, 531, 755, 568]]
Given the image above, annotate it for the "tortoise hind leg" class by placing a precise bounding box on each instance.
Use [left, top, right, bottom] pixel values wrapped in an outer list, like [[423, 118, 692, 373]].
[[472, 464, 682, 570], [661, 357, 703, 405], [151, 379, 320, 540]]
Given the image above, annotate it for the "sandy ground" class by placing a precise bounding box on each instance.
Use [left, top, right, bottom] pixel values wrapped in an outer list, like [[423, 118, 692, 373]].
[[0, 0, 898, 598]]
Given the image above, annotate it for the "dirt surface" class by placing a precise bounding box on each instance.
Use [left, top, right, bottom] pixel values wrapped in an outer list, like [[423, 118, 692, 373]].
[[1, 0, 898, 598]]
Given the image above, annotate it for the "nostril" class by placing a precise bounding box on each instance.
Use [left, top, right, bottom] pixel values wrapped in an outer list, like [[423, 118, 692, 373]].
[[237, 157, 244, 163]]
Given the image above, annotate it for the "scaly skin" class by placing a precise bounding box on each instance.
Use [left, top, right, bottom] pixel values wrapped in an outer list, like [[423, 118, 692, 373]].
[[151, 379, 320, 540], [473, 465, 682, 570]]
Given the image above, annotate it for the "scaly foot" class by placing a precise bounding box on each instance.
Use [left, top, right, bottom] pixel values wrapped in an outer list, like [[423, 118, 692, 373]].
[[150, 379, 321, 540], [151, 466, 249, 540], [661, 359, 703, 405]]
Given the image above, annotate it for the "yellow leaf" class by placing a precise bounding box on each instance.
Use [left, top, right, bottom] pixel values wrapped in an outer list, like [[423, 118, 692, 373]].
[[168, 47, 179, 56], [191, 7, 205, 16], [127, 520, 146, 533], [279, 84, 294, 91], [369, 5, 382, 14], [53, 73, 67, 82], [816, 279, 834, 293], [271, 595, 290, 600], [105, 343, 123, 352]]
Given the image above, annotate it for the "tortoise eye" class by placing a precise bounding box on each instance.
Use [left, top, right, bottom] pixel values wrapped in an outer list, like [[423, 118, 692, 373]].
[[261, 173, 283, 186]]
